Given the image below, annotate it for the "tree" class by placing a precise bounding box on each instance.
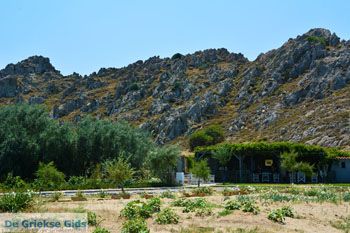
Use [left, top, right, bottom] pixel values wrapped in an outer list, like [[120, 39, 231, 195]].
[[190, 159, 211, 187], [146, 145, 180, 184], [280, 150, 314, 183], [189, 125, 224, 151], [212, 144, 232, 182], [105, 156, 134, 192], [35, 162, 66, 190]]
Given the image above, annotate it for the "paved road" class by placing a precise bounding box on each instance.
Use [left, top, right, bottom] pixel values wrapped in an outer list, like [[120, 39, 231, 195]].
[[38, 183, 219, 197]]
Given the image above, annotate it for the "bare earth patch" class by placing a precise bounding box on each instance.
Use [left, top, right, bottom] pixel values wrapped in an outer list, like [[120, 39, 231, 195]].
[[42, 193, 350, 233]]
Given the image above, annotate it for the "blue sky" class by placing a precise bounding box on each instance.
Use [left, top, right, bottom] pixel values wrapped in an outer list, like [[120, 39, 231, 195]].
[[1, 0, 349, 75]]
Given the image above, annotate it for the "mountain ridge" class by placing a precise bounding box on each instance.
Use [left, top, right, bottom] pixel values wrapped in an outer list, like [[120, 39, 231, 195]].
[[0, 28, 349, 149]]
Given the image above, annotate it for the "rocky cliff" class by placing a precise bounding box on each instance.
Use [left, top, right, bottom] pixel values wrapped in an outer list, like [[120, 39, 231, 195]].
[[0, 28, 349, 148]]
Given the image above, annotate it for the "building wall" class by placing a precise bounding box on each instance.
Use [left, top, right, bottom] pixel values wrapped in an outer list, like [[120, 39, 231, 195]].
[[331, 159, 350, 183]]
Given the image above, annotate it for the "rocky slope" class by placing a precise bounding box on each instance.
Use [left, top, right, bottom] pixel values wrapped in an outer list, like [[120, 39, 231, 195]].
[[0, 28, 349, 148]]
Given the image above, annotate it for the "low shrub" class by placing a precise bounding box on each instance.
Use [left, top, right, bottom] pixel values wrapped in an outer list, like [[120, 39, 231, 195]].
[[192, 187, 213, 196], [87, 211, 97, 226], [93, 227, 110, 233], [343, 192, 350, 202], [218, 209, 232, 217], [224, 200, 241, 211], [268, 209, 285, 223], [195, 207, 213, 217], [155, 208, 179, 224], [121, 218, 149, 233], [145, 197, 161, 213], [50, 192, 63, 202], [161, 190, 176, 199], [3, 173, 28, 190], [121, 198, 160, 220], [281, 206, 294, 218], [241, 201, 260, 215], [0, 191, 33, 213]]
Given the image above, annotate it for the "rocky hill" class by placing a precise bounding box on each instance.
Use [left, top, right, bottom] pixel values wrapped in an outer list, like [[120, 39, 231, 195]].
[[0, 28, 349, 148]]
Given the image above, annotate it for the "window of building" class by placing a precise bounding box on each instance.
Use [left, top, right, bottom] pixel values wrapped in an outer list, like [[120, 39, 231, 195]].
[[341, 161, 346, 168]]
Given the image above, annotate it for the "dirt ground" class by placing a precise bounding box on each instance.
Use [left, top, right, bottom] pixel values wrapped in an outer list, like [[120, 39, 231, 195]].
[[41, 194, 350, 233]]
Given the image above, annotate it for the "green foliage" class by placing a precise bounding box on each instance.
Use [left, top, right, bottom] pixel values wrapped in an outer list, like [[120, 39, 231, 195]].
[[190, 160, 211, 187], [0, 191, 33, 213], [121, 218, 149, 233], [2, 173, 27, 190], [241, 201, 260, 215], [268, 209, 285, 223], [104, 156, 134, 192], [50, 192, 63, 202], [268, 206, 295, 223], [93, 227, 110, 233], [189, 125, 224, 150], [218, 209, 233, 217], [171, 53, 184, 60], [212, 144, 232, 167], [307, 36, 327, 46], [87, 211, 98, 226], [172, 198, 210, 213], [161, 190, 176, 199], [196, 141, 347, 162], [155, 208, 179, 224], [195, 207, 213, 217], [280, 150, 314, 178], [145, 197, 161, 213], [192, 187, 213, 196], [343, 192, 350, 202], [145, 145, 180, 184], [121, 198, 161, 220], [224, 200, 241, 210], [331, 216, 350, 233], [34, 162, 66, 190], [281, 206, 294, 218]]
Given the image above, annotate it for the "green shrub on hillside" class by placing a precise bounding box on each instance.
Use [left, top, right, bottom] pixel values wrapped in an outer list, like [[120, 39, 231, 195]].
[[189, 125, 224, 150], [307, 36, 327, 46]]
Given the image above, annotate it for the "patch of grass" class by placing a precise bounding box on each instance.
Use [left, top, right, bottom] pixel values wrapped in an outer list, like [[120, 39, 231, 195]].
[[218, 209, 233, 217]]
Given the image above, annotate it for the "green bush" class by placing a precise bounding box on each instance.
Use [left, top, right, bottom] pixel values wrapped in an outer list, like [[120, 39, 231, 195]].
[[161, 190, 176, 199], [145, 197, 161, 213], [171, 53, 184, 60], [281, 206, 294, 218], [218, 209, 232, 217], [0, 191, 33, 213], [50, 192, 63, 202], [194, 207, 213, 217], [88, 211, 98, 226], [241, 201, 260, 215], [343, 192, 350, 202], [224, 200, 241, 211], [121, 218, 149, 233], [268, 209, 285, 223], [34, 162, 66, 190], [155, 208, 179, 224], [307, 36, 327, 46], [189, 132, 213, 151], [268, 206, 295, 223], [121, 198, 160, 220], [192, 187, 213, 196], [3, 173, 27, 190], [93, 227, 110, 233]]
